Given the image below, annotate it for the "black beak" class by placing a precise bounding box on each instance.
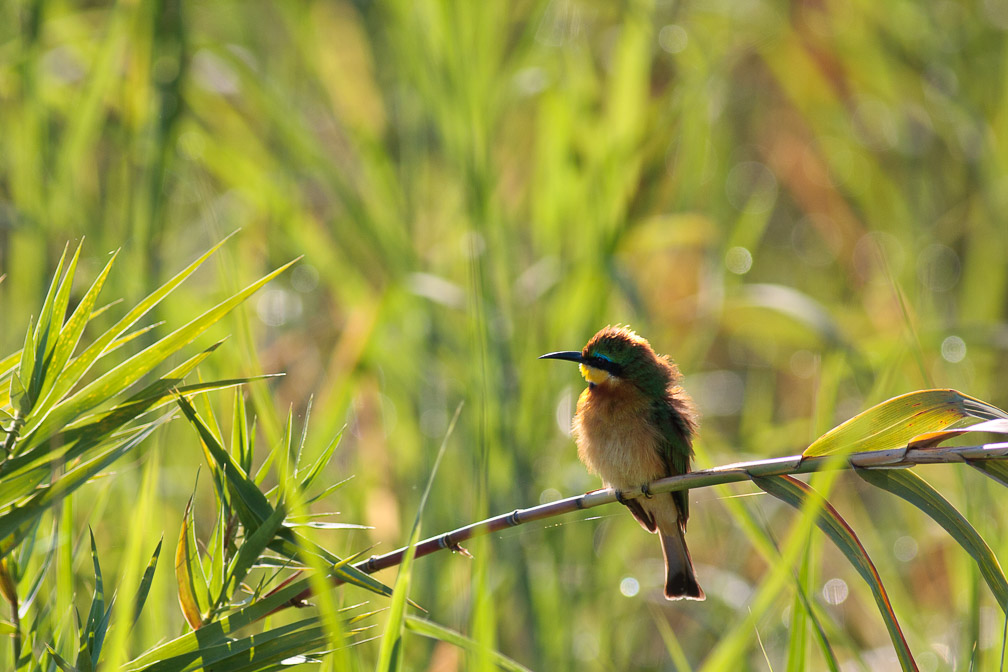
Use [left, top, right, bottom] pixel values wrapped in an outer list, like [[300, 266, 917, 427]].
[[538, 350, 585, 363]]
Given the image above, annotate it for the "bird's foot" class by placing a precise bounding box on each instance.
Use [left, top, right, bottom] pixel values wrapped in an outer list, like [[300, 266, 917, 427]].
[[640, 483, 654, 499], [614, 489, 628, 505]]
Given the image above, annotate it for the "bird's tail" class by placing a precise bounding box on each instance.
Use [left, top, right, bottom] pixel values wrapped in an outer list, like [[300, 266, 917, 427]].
[[658, 522, 705, 601]]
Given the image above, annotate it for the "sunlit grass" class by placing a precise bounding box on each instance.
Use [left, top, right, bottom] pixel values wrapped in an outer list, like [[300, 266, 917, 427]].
[[1, 0, 1007, 669]]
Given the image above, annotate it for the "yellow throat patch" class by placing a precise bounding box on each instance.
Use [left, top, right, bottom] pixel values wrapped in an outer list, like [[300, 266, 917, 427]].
[[579, 363, 611, 385]]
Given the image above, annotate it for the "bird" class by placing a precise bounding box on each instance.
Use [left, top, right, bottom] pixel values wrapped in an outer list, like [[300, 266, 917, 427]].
[[540, 325, 704, 600]]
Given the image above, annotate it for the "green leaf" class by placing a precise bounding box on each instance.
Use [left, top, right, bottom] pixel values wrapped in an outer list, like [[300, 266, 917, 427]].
[[80, 529, 112, 670], [785, 545, 810, 672], [856, 468, 1008, 612], [223, 503, 287, 605], [21, 255, 298, 450], [175, 496, 206, 630], [10, 318, 35, 415], [405, 616, 534, 672], [31, 250, 117, 420], [804, 389, 1007, 458], [0, 417, 170, 559], [46, 644, 75, 672], [25, 244, 70, 408], [174, 394, 394, 598], [299, 428, 344, 494], [123, 575, 354, 670], [971, 460, 1008, 489], [132, 539, 163, 629], [753, 475, 917, 671]]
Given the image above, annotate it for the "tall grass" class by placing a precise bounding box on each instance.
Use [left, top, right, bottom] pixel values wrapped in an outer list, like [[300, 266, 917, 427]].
[[1, 0, 1007, 669]]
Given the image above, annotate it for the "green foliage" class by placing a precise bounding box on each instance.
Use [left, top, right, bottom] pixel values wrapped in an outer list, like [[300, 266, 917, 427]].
[[3, 0, 1008, 669]]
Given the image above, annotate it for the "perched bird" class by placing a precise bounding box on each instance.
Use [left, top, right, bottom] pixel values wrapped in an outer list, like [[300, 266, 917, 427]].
[[540, 325, 704, 600]]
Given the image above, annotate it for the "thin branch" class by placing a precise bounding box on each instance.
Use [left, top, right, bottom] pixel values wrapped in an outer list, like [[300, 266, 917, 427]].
[[281, 441, 1008, 609]]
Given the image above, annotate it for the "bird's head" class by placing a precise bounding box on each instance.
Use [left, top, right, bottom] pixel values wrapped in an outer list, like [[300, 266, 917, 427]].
[[539, 325, 673, 394]]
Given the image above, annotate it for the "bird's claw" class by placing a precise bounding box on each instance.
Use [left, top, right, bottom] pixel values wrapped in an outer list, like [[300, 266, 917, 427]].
[[640, 483, 654, 499], [614, 489, 628, 505]]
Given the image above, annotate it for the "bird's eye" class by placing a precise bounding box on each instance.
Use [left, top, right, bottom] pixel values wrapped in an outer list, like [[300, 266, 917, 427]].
[[593, 353, 613, 363]]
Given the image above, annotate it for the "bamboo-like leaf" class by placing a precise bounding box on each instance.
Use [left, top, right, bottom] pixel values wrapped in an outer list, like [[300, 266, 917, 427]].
[[0, 351, 252, 509], [46, 644, 75, 672], [131, 618, 328, 672], [232, 390, 252, 474], [175, 497, 206, 630], [124, 574, 340, 670], [299, 428, 345, 494], [32, 251, 117, 419], [24, 245, 69, 409], [80, 530, 111, 670], [132, 539, 162, 629], [855, 468, 1008, 612], [41, 235, 237, 421], [752, 475, 917, 671], [804, 389, 1006, 458], [10, 319, 34, 414], [174, 394, 395, 597], [0, 417, 169, 559], [404, 616, 534, 672], [22, 256, 297, 450], [224, 503, 287, 604]]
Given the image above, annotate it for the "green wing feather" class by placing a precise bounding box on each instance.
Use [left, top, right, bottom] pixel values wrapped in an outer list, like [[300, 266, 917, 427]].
[[650, 399, 695, 522]]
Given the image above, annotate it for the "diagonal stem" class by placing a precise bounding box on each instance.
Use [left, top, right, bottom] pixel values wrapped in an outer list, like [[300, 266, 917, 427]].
[[276, 441, 1008, 610]]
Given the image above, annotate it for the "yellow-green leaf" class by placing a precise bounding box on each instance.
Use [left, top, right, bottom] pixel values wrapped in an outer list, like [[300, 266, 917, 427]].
[[175, 498, 205, 630], [803, 389, 1007, 458]]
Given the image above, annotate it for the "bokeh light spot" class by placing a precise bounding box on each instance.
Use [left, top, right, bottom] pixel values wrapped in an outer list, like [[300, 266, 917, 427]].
[[941, 336, 967, 363], [539, 488, 562, 505], [725, 246, 753, 275], [256, 288, 303, 327], [619, 577, 640, 597], [658, 25, 688, 54], [894, 535, 919, 562], [822, 577, 849, 605], [789, 349, 819, 379]]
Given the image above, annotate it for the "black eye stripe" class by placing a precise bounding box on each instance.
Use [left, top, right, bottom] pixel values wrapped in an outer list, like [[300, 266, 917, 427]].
[[585, 354, 622, 375]]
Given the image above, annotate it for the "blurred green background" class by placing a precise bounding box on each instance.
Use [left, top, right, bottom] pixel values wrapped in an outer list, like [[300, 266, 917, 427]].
[[2, 0, 1007, 669]]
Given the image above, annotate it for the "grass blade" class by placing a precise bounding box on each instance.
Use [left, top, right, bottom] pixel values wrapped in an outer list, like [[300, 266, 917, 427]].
[[753, 475, 918, 671], [175, 496, 206, 630], [855, 468, 1008, 612], [404, 616, 533, 672], [376, 401, 462, 672], [133, 538, 163, 628]]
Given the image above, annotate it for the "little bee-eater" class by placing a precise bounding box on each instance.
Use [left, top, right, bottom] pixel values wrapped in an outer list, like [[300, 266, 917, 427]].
[[541, 325, 704, 600]]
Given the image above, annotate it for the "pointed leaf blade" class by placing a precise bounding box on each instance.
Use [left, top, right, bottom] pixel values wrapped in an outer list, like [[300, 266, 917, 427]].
[[175, 497, 205, 630], [804, 389, 1007, 458], [856, 468, 1008, 611], [132, 538, 163, 629], [753, 475, 917, 671]]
